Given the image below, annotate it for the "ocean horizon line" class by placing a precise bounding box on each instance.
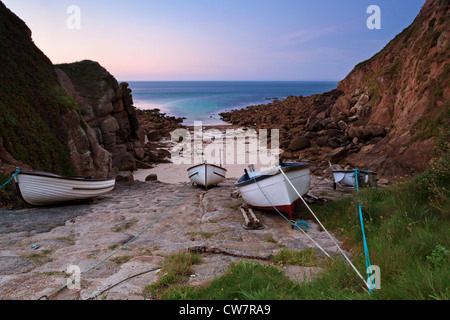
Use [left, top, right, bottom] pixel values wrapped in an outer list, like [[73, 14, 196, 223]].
[[123, 80, 340, 83], [127, 81, 339, 125]]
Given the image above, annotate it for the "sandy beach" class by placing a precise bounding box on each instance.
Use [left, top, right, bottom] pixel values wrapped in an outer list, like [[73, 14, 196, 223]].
[[134, 162, 269, 184], [134, 124, 281, 184]]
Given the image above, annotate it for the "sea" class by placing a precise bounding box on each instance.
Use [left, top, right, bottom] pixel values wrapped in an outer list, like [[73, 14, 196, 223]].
[[127, 81, 338, 125]]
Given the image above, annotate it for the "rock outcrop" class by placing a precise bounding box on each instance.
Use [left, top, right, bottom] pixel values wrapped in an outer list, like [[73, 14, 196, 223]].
[[0, 2, 82, 177], [336, 0, 449, 175], [135, 108, 185, 166], [0, 0, 187, 185], [56, 61, 146, 176]]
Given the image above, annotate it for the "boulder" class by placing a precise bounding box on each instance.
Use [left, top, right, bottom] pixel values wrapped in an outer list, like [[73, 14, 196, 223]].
[[363, 125, 386, 138], [306, 116, 323, 131], [334, 95, 352, 115], [337, 120, 348, 131], [111, 145, 136, 171], [347, 126, 364, 139], [99, 115, 120, 134], [356, 94, 370, 106], [288, 137, 311, 151], [369, 94, 394, 127], [280, 140, 291, 149], [95, 101, 114, 117], [317, 136, 339, 149], [134, 147, 145, 160], [326, 121, 339, 130], [145, 174, 158, 182], [348, 115, 359, 122], [325, 147, 347, 163], [147, 150, 160, 162], [326, 129, 344, 138], [115, 171, 135, 186], [316, 111, 327, 119], [147, 130, 161, 142], [280, 150, 293, 160], [357, 104, 372, 119]]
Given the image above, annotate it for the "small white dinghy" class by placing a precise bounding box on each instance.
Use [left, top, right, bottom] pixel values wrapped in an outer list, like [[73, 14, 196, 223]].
[[187, 161, 227, 189], [14, 170, 116, 206], [235, 161, 311, 220], [332, 170, 377, 189]]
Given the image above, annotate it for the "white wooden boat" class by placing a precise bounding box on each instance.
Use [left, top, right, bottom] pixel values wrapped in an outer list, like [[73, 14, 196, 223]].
[[236, 161, 311, 220], [187, 162, 227, 189], [332, 170, 377, 189], [14, 170, 116, 206]]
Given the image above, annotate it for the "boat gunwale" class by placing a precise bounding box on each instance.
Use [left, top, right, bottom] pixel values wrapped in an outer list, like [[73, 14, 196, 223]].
[[332, 170, 377, 175], [187, 163, 228, 172], [235, 162, 310, 188], [16, 170, 115, 182]]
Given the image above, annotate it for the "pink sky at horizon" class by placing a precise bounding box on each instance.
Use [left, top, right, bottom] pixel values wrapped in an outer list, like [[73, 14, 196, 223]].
[[3, 0, 426, 81]]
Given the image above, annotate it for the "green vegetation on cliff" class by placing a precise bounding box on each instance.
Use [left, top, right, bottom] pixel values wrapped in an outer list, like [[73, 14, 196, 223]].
[[348, 0, 449, 146], [56, 60, 118, 106], [0, 2, 76, 176]]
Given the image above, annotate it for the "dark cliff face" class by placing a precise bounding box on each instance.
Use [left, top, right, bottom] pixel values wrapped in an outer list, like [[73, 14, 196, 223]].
[[0, 1, 151, 179], [0, 1, 119, 179], [0, 1, 77, 176]]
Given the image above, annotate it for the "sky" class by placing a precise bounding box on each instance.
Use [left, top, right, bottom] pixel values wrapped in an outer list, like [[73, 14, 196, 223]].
[[3, 0, 426, 81]]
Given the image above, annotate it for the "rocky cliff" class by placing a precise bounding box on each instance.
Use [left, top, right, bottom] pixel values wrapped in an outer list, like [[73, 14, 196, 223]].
[[337, 0, 449, 175], [0, 1, 80, 176], [56, 60, 146, 176], [0, 2, 147, 180], [221, 0, 449, 177]]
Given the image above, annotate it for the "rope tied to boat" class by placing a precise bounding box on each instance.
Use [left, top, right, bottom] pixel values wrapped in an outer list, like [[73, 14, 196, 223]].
[[39, 172, 200, 300], [276, 167, 373, 293], [354, 169, 375, 293], [251, 177, 332, 258], [294, 221, 310, 231], [0, 169, 20, 203], [0, 169, 20, 190]]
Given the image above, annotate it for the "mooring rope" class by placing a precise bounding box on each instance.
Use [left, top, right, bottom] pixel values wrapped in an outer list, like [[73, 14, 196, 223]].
[[277, 167, 371, 290], [354, 169, 374, 293], [0, 169, 20, 190], [39, 173, 199, 300], [0, 169, 21, 204], [252, 177, 331, 258]]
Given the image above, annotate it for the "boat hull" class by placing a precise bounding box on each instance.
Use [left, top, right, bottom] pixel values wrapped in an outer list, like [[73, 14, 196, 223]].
[[236, 163, 311, 220], [332, 170, 357, 187], [332, 170, 377, 188], [14, 171, 116, 206], [187, 163, 227, 188]]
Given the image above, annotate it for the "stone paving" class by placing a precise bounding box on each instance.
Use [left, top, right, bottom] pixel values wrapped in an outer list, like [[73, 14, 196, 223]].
[[0, 175, 354, 300]]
